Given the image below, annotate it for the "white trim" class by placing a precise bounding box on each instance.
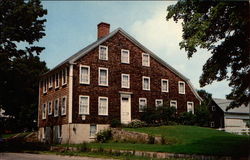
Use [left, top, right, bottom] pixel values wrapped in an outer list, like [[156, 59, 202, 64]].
[[139, 98, 147, 112], [142, 53, 150, 67], [48, 76, 53, 88], [210, 121, 215, 127], [57, 125, 62, 138], [62, 68, 67, 86], [178, 81, 185, 94], [142, 76, 150, 91], [68, 64, 73, 123], [121, 74, 130, 88], [79, 95, 90, 115], [161, 79, 169, 92], [54, 98, 59, 117], [55, 73, 60, 89], [170, 100, 178, 110], [42, 103, 46, 120], [155, 99, 163, 107], [187, 101, 194, 114], [61, 96, 67, 116], [79, 65, 90, 84], [121, 49, 130, 64], [43, 79, 47, 94], [98, 96, 108, 116], [99, 45, 108, 60], [98, 67, 108, 86], [47, 101, 52, 115]]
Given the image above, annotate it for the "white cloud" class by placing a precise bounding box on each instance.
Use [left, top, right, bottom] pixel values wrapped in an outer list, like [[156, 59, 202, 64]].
[[129, 5, 231, 98]]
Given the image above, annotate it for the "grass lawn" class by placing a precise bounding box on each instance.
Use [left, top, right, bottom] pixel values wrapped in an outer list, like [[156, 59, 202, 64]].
[[2, 133, 18, 139], [1, 132, 31, 139], [65, 125, 249, 157]]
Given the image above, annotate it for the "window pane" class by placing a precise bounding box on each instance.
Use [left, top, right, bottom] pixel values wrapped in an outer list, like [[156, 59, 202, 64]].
[[100, 70, 107, 85], [81, 67, 89, 83]]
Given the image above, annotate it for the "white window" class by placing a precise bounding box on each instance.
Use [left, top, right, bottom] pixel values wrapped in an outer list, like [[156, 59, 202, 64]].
[[48, 101, 52, 115], [41, 127, 45, 140], [161, 79, 169, 92], [121, 74, 130, 88], [142, 76, 150, 90], [99, 45, 108, 60], [187, 101, 194, 114], [49, 76, 53, 88], [42, 103, 46, 119], [61, 96, 67, 116], [212, 105, 216, 111], [121, 49, 130, 64], [139, 98, 147, 112], [98, 97, 108, 115], [155, 99, 163, 108], [210, 121, 215, 127], [170, 100, 177, 110], [57, 125, 62, 138], [178, 81, 185, 94], [142, 53, 150, 67], [90, 124, 97, 138], [99, 67, 108, 86], [79, 65, 90, 84], [43, 79, 47, 93], [79, 95, 89, 115], [62, 68, 67, 85], [54, 98, 59, 117], [55, 73, 60, 88]]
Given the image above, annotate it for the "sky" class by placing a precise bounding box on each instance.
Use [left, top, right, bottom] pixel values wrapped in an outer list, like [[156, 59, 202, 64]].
[[38, 1, 231, 99]]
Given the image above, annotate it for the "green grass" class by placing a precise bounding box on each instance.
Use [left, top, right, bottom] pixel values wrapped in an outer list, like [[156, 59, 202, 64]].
[[2, 133, 18, 139], [61, 125, 249, 156], [2, 132, 31, 139]]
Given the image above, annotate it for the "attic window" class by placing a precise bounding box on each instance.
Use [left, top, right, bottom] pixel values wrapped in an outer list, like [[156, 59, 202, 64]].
[[62, 68, 67, 86], [55, 73, 60, 89], [99, 45, 108, 60], [178, 81, 185, 94], [142, 53, 150, 67]]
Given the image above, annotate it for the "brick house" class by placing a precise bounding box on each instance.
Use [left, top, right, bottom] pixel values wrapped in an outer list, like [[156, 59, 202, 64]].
[[38, 22, 202, 144]]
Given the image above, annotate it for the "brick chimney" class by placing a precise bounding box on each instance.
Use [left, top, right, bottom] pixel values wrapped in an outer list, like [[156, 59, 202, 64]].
[[97, 22, 110, 39]]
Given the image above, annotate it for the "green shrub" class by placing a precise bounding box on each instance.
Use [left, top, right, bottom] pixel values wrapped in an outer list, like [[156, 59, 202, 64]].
[[178, 112, 196, 125], [110, 119, 121, 128], [79, 142, 88, 152], [126, 119, 147, 128], [194, 104, 210, 127], [96, 129, 112, 143]]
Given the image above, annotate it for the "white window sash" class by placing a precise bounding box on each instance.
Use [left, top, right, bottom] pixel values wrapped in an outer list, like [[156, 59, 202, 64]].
[[42, 103, 46, 119], [170, 100, 177, 108], [161, 79, 169, 92], [121, 74, 130, 88], [142, 53, 150, 67], [55, 73, 60, 88], [98, 97, 108, 115], [79, 65, 90, 84], [79, 95, 89, 115], [187, 101, 194, 114], [90, 125, 97, 138], [155, 99, 163, 107], [142, 76, 150, 90], [62, 68, 67, 85], [48, 101, 52, 115], [178, 81, 185, 94], [139, 98, 147, 112], [99, 45, 108, 60], [61, 96, 67, 116], [49, 76, 53, 88], [121, 49, 130, 64], [99, 68, 108, 86], [54, 99, 59, 117]]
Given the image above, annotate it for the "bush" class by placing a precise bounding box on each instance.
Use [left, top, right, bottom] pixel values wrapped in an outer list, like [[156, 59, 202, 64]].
[[79, 142, 88, 152], [178, 112, 196, 125], [194, 104, 210, 127], [126, 119, 147, 128], [110, 119, 121, 128], [96, 129, 112, 143]]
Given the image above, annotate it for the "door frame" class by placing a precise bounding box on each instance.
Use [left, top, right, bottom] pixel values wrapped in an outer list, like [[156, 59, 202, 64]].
[[120, 94, 131, 124]]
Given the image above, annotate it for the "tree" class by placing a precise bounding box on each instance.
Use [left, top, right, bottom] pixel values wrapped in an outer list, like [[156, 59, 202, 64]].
[[166, 1, 250, 109], [197, 89, 213, 105], [0, 0, 48, 132]]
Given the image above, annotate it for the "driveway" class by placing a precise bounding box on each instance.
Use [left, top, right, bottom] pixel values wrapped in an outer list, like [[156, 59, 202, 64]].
[[0, 153, 114, 160]]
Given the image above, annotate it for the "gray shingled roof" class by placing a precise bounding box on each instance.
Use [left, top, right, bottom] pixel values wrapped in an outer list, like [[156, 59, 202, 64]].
[[213, 98, 249, 114], [46, 27, 202, 101]]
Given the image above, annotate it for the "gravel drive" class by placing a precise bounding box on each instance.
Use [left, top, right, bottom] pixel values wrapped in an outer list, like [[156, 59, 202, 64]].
[[0, 152, 115, 160]]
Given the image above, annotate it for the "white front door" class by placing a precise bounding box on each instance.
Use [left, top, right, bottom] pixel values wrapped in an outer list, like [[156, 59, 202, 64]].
[[120, 94, 131, 124]]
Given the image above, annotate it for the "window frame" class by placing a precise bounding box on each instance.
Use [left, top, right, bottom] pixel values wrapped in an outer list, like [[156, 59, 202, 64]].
[[161, 79, 169, 92], [170, 100, 177, 109], [62, 68, 67, 86], [43, 79, 47, 94], [61, 96, 67, 116], [42, 103, 46, 119], [48, 76, 53, 88], [79, 65, 90, 85], [212, 105, 216, 111], [54, 98, 59, 117], [155, 99, 163, 108], [178, 81, 185, 94], [210, 121, 215, 127], [55, 73, 60, 89], [121, 74, 130, 88], [47, 101, 52, 115], [142, 76, 150, 91], [98, 96, 108, 116], [89, 124, 97, 138], [142, 53, 150, 67], [139, 98, 147, 112], [99, 45, 108, 60], [79, 95, 90, 115], [121, 49, 130, 64], [187, 101, 194, 114], [98, 67, 109, 86]]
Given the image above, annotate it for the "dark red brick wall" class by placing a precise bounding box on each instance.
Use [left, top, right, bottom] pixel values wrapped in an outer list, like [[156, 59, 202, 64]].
[[72, 32, 200, 124], [39, 65, 69, 128]]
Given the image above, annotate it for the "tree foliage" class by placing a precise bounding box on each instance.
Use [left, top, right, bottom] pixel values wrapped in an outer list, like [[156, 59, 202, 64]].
[[0, 0, 48, 132], [166, 1, 250, 108]]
